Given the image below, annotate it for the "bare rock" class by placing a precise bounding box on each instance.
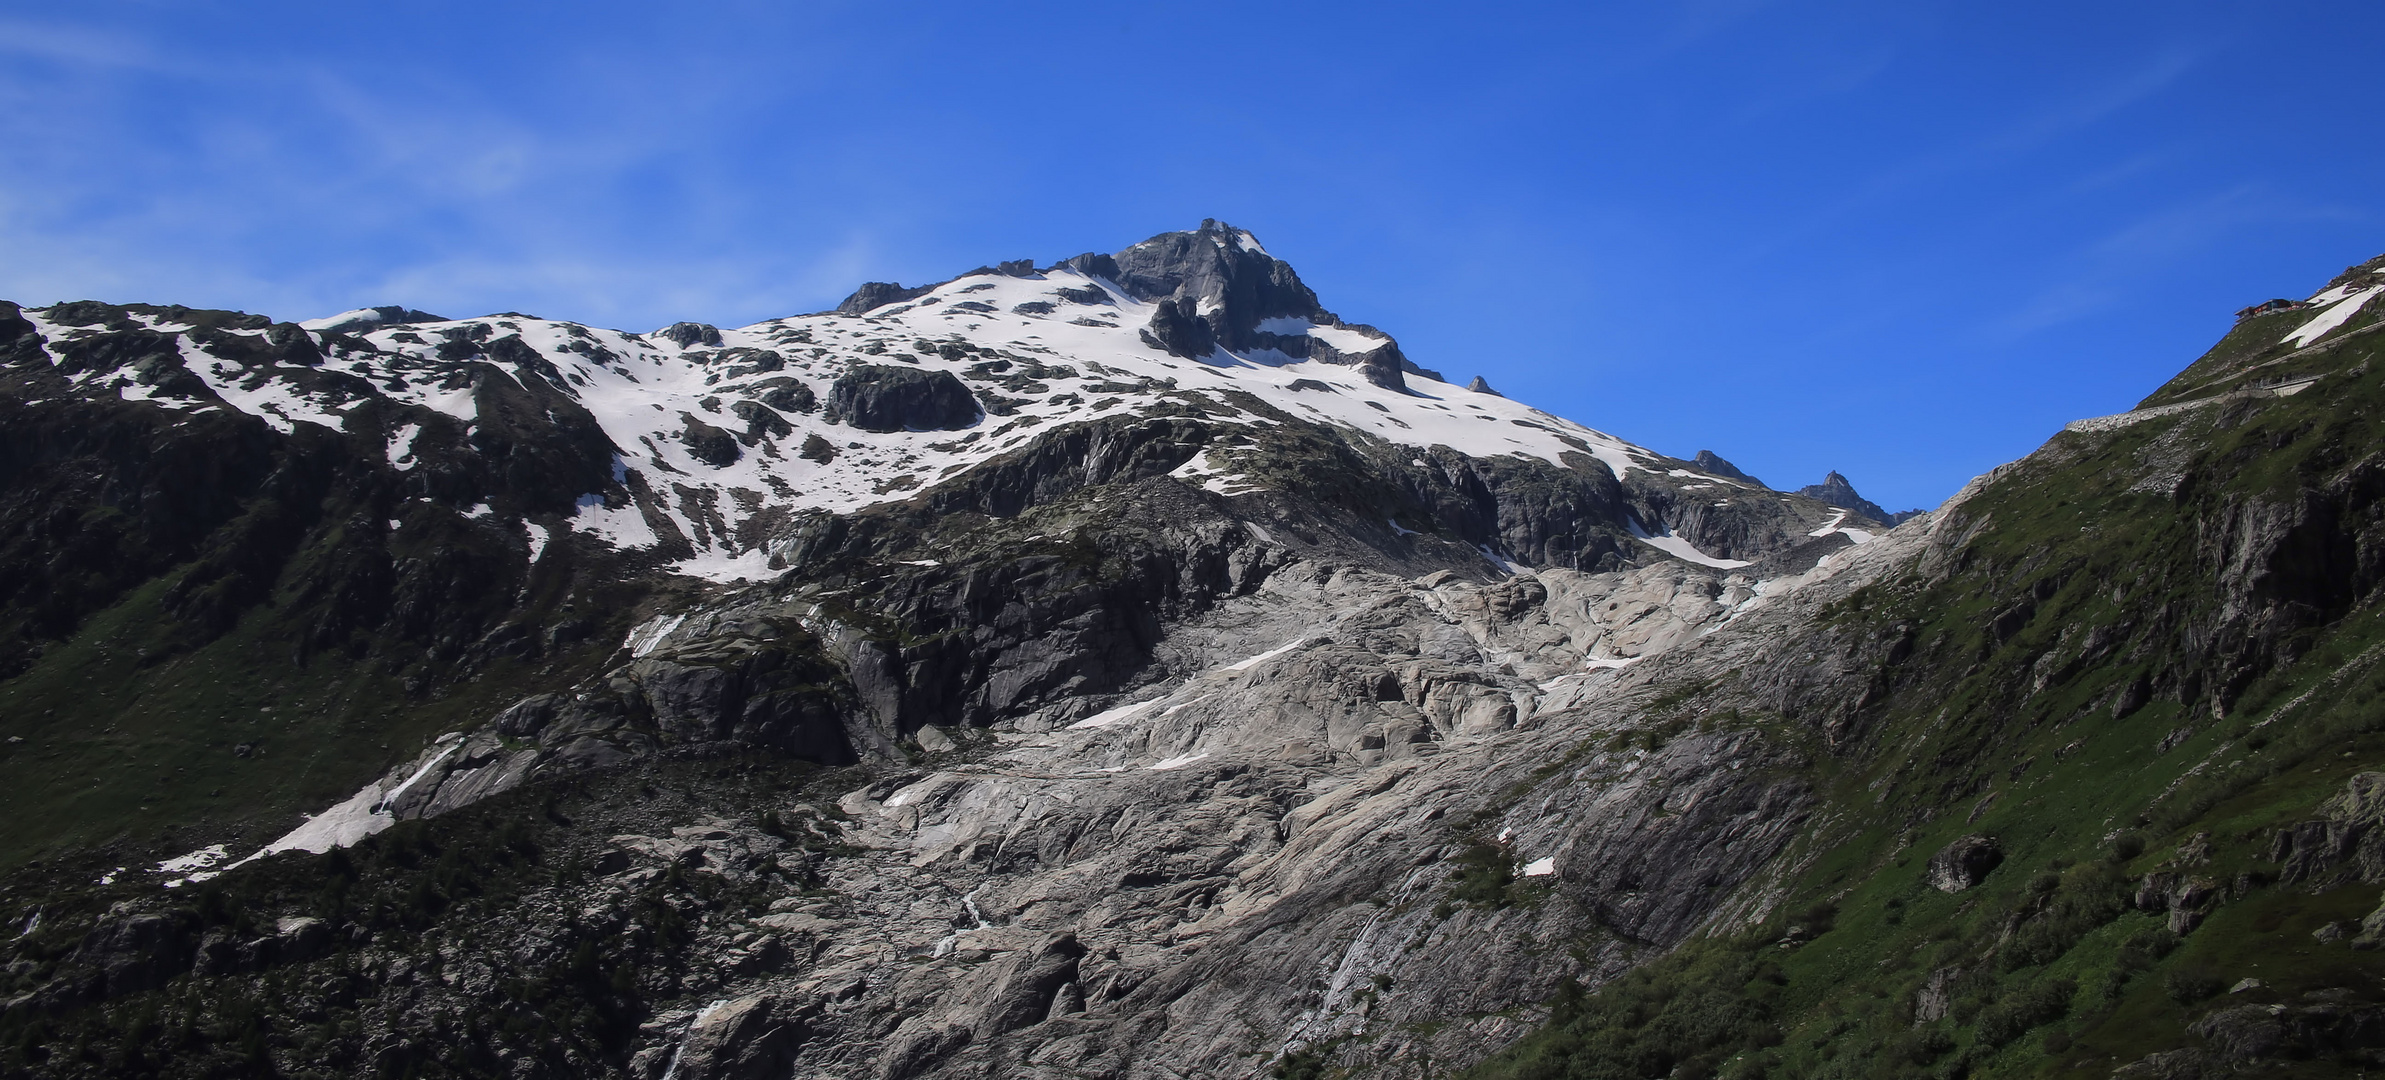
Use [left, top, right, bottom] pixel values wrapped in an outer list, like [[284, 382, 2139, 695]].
[[673, 993, 801, 1080], [830, 365, 981, 432], [1926, 835, 2003, 892]]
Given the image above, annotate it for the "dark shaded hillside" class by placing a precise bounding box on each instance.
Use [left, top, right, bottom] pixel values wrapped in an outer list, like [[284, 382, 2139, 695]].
[[1463, 261, 2385, 1080]]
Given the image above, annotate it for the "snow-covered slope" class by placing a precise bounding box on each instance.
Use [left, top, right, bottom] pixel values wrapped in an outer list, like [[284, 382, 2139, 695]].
[[16, 224, 1778, 582]]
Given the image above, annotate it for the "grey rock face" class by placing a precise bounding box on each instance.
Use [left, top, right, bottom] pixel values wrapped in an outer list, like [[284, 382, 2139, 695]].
[[1111, 220, 1324, 354], [668, 993, 804, 1080], [1926, 835, 2003, 892], [2273, 771, 2385, 886], [1139, 299, 1216, 359], [1466, 375, 1501, 396], [829, 365, 981, 432]]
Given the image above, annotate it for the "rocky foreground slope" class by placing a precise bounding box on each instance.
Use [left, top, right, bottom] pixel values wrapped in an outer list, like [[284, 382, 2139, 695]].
[[4, 234, 2385, 1080]]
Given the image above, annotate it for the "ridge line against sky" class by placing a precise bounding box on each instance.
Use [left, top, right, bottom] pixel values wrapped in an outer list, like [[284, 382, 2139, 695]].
[[0, 0, 2379, 511]]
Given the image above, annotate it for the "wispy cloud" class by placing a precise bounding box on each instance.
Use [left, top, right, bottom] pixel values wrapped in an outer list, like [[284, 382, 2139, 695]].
[[1988, 185, 2360, 337], [1728, 49, 2202, 267]]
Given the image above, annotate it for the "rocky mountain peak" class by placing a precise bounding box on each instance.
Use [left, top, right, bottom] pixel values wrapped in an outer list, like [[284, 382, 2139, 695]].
[[1692, 450, 1760, 487], [1792, 470, 1921, 525], [1108, 220, 1326, 351]]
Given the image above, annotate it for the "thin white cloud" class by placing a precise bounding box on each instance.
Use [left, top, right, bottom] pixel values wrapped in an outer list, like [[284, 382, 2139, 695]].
[[1728, 49, 2203, 267]]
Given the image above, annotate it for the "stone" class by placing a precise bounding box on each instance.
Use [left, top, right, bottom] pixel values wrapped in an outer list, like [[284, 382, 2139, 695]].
[[730, 400, 793, 443], [660, 322, 724, 347], [1912, 965, 1962, 1023], [2112, 1049, 2206, 1080], [679, 415, 741, 467], [754, 377, 817, 414], [671, 993, 799, 1080], [1926, 835, 2003, 892], [829, 365, 981, 432], [1139, 299, 1215, 359]]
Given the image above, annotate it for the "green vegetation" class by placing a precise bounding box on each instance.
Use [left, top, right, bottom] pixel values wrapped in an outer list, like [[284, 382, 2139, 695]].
[[1458, 295, 2385, 1079]]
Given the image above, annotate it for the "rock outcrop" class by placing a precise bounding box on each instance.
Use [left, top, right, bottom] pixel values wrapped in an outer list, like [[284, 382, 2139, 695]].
[[829, 365, 981, 432]]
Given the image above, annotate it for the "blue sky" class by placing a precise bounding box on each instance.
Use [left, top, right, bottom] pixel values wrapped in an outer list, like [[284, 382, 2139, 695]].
[[2, 1, 2380, 510]]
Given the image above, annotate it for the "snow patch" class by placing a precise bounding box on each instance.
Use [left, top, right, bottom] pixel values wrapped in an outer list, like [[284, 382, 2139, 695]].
[[625, 613, 687, 658], [155, 844, 229, 874], [1628, 518, 1751, 569], [1521, 857, 1556, 877], [2285, 285, 2383, 348], [1148, 752, 1210, 771], [385, 424, 422, 471], [1225, 637, 1307, 672], [1068, 699, 1164, 730]]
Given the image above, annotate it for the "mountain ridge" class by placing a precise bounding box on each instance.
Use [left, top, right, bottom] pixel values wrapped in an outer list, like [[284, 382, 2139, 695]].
[[6, 232, 2382, 1080]]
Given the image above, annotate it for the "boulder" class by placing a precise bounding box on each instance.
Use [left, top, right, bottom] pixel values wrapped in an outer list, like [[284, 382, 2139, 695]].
[[976, 933, 1087, 1038], [829, 365, 980, 432], [754, 378, 818, 414], [1926, 835, 2002, 892], [71, 911, 199, 999], [730, 401, 793, 444], [679, 415, 742, 467], [672, 993, 800, 1080], [660, 322, 724, 348]]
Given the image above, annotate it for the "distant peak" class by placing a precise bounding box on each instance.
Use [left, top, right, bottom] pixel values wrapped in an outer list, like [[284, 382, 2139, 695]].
[[1693, 450, 1760, 486], [1796, 471, 1902, 524]]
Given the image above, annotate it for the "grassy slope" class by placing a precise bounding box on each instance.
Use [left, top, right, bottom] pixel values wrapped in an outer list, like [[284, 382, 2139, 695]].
[[1456, 290, 2385, 1080]]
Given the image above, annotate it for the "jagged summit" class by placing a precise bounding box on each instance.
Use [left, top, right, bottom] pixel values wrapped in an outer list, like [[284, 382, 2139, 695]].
[[1692, 450, 1759, 487], [838, 221, 1433, 389], [1792, 470, 1923, 526]]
